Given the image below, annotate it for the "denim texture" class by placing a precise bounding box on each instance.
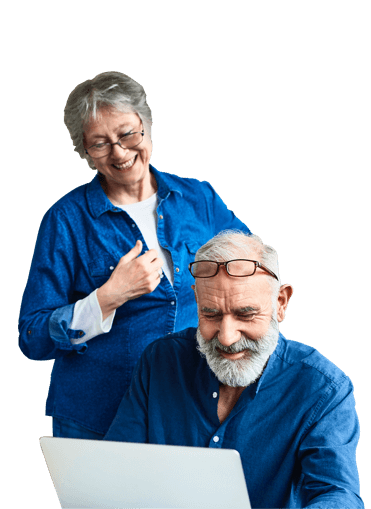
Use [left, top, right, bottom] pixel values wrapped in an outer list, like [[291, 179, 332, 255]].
[[53, 417, 104, 440], [19, 166, 249, 433], [105, 328, 363, 509]]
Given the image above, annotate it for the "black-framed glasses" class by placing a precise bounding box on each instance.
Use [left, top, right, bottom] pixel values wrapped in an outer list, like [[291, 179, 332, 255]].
[[85, 129, 145, 158], [188, 259, 279, 280]]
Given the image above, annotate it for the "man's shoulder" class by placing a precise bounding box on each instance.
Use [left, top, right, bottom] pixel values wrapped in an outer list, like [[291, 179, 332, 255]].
[[144, 327, 198, 357], [275, 334, 349, 386], [143, 327, 199, 364]]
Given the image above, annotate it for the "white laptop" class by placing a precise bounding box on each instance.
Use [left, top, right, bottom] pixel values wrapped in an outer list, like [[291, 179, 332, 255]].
[[40, 436, 251, 509]]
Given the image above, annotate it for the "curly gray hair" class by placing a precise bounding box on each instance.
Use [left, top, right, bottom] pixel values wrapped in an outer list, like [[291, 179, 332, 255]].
[[64, 71, 152, 169]]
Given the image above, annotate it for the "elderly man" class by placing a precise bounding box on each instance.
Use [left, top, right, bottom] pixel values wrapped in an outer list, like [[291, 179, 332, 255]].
[[105, 231, 363, 508]]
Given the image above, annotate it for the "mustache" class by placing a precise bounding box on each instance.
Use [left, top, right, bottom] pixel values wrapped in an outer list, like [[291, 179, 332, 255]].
[[211, 334, 269, 354], [205, 319, 280, 355]]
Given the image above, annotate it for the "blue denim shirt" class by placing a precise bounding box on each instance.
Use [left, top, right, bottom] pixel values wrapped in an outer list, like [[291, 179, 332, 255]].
[[105, 328, 363, 509], [19, 166, 250, 433]]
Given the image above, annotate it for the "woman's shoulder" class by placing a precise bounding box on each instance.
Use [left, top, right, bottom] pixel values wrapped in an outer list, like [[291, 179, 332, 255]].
[[42, 177, 97, 222], [152, 165, 215, 195]]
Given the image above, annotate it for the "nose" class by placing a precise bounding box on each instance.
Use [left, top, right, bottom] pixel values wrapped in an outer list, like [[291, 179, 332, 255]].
[[217, 316, 241, 347], [111, 142, 129, 159]]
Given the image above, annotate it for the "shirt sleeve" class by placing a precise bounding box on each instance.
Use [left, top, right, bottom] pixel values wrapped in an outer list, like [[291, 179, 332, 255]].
[[104, 350, 150, 443], [19, 207, 88, 360], [298, 377, 364, 508], [69, 290, 115, 345]]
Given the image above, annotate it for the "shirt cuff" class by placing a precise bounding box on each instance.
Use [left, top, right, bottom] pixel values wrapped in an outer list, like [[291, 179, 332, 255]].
[[70, 289, 116, 345]]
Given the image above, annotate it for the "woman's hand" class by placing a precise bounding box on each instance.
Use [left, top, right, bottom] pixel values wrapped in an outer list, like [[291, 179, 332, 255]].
[[97, 240, 164, 320]]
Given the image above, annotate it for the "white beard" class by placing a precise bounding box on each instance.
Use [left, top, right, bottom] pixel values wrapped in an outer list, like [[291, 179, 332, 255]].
[[196, 319, 279, 387]]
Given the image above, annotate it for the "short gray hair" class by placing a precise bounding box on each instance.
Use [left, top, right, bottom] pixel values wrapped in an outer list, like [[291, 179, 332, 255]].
[[64, 71, 152, 169], [195, 230, 281, 297]]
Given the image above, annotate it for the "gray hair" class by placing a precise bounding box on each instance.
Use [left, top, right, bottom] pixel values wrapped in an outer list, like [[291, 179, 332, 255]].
[[64, 71, 152, 169], [195, 230, 281, 297]]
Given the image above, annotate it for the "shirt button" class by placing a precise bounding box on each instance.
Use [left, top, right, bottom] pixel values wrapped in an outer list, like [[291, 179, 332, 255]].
[[112, 207, 118, 211], [170, 301, 175, 305], [175, 267, 179, 273], [213, 436, 219, 443], [159, 215, 163, 219], [131, 224, 135, 228], [78, 331, 84, 337], [109, 266, 114, 270], [212, 392, 218, 398], [27, 329, 32, 335]]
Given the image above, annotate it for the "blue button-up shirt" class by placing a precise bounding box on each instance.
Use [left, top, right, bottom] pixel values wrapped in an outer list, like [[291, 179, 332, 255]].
[[105, 328, 363, 508], [18, 166, 249, 433]]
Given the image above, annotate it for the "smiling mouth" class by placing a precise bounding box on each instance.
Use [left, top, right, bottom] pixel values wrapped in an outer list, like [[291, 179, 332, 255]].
[[112, 155, 136, 170], [216, 348, 249, 360]]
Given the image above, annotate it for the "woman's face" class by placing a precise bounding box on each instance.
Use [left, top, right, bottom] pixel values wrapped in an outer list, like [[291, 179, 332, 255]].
[[83, 108, 152, 189]]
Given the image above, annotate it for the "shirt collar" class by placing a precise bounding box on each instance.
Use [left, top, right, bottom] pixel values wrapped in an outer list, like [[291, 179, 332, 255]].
[[150, 165, 183, 201], [253, 332, 284, 396], [86, 164, 183, 218]]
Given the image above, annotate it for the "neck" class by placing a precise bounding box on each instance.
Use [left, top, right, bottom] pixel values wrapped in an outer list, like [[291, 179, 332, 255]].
[[99, 172, 157, 205], [219, 384, 246, 399]]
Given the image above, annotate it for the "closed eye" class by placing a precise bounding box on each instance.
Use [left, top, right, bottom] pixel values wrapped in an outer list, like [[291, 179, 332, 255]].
[[90, 130, 135, 147], [202, 313, 222, 321], [236, 314, 256, 321]]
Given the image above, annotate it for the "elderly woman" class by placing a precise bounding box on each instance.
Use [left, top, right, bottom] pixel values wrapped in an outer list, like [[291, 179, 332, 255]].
[[19, 71, 250, 439]]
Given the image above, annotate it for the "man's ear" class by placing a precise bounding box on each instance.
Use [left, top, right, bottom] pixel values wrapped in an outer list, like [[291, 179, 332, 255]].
[[191, 284, 197, 303], [276, 284, 293, 322]]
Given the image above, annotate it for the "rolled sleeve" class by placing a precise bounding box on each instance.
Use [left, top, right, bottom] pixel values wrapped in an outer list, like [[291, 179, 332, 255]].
[[49, 304, 87, 353], [19, 207, 82, 360]]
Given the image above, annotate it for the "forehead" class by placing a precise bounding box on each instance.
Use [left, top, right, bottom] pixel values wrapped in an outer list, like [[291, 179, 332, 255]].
[[196, 269, 272, 310], [83, 108, 140, 138]]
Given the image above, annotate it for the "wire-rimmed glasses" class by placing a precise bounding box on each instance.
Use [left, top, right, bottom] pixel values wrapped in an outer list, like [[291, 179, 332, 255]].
[[85, 129, 145, 158]]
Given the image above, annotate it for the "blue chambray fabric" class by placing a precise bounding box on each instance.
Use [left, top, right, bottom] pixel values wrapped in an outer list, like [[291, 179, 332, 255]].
[[105, 329, 364, 509], [19, 166, 250, 433], [52, 417, 104, 440]]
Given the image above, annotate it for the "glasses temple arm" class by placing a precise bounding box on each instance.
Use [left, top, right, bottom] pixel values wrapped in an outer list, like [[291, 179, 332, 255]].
[[257, 262, 279, 281]]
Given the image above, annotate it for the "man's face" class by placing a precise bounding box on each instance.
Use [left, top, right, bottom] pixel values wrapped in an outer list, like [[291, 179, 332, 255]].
[[194, 264, 281, 386]]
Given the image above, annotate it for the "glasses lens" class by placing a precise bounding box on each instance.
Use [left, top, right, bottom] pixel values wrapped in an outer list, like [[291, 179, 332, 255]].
[[88, 132, 143, 158], [88, 143, 111, 157], [191, 261, 218, 277], [227, 260, 256, 276], [119, 132, 143, 149]]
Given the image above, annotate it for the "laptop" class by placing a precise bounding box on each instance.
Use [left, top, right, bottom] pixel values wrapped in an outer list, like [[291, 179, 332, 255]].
[[40, 436, 251, 509]]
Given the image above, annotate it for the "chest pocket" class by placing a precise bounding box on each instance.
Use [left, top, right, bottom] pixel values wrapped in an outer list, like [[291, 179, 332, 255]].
[[88, 254, 120, 284]]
